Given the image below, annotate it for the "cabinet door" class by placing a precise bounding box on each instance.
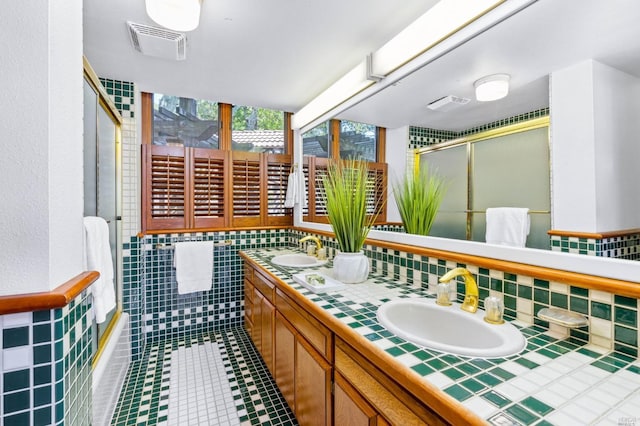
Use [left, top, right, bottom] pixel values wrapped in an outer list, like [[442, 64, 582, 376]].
[[244, 280, 254, 334], [252, 288, 263, 352], [261, 296, 275, 375], [274, 312, 296, 412], [334, 372, 378, 426], [295, 336, 332, 426]]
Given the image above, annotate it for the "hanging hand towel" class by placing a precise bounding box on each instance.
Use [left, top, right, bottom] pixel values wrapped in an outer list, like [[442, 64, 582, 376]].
[[485, 207, 530, 247], [284, 171, 297, 208], [175, 241, 214, 294], [83, 216, 116, 323]]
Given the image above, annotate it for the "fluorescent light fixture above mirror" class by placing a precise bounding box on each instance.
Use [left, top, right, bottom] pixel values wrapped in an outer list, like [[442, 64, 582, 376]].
[[292, 0, 505, 130], [474, 73, 510, 101], [146, 0, 202, 32]]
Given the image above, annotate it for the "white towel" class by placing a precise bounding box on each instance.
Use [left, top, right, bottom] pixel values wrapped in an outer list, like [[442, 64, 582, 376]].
[[83, 217, 116, 324], [175, 241, 214, 294], [485, 208, 530, 247], [284, 172, 297, 208], [300, 168, 308, 208]]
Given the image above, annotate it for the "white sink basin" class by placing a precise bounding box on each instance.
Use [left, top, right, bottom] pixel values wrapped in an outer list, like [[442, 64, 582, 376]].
[[377, 298, 526, 358], [271, 253, 328, 268]]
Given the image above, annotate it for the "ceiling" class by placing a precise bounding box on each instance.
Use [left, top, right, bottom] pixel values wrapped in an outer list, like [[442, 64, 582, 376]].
[[83, 0, 640, 131], [83, 0, 438, 113], [337, 0, 640, 131]]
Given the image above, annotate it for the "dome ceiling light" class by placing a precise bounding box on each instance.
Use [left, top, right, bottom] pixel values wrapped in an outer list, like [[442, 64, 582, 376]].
[[474, 73, 510, 102], [145, 0, 202, 32]]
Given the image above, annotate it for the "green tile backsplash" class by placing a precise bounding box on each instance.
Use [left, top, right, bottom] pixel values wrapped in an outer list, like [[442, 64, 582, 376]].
[[292, 230, 640, 357], [0, 290, 93, 426]]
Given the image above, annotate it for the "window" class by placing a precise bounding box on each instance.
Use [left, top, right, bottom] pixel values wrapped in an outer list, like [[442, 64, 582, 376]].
[[232, 105, 286, 153], [302, 122, 330, 158], [339, 120, 377, 161], [302, 119, 387, 224], [303, 156, 387, 225], [141, 92, 293, 232], [302, 119, 384, 162], [152, 94, 219, 149]]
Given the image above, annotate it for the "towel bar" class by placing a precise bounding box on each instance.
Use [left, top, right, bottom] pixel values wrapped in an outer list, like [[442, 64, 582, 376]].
[[155, 240, 233, 250]]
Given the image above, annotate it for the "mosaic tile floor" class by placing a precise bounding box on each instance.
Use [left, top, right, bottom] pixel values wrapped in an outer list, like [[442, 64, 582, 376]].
[[111, 327, 298, 426]]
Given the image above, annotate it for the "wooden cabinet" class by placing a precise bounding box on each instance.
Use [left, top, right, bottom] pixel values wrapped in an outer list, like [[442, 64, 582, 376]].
[[274, 311, 296, 411], [242, 258, 455, 426], [334, 372, 387, 426], [244, 265, 276, 375], [274, 290, 333, 426], [295, 335, 332, 426], [335, 338, 448, 426]]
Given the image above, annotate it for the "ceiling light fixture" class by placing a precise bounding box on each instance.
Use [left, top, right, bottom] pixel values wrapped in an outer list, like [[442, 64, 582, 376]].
[[145, 0, 202, 32], [474, 73, 510, 102]]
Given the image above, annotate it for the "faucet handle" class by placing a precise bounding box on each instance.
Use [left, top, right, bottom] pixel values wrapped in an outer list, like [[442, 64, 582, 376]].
[[436, 282, 452, 306]]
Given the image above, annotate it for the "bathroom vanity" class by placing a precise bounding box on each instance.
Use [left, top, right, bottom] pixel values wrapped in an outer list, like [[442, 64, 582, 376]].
[[241, 248, 640, 426]]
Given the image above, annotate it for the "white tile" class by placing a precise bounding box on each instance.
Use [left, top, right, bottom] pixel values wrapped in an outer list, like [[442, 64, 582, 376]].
[[589, 318, 613, 339], [395, 353, 422, 367], [522, 351, 551, 365], [3, 346, 32, 370], [510, 376, 540, 393], [531, 389, 562, 408], [559, 402, 600, 423], [550, 281, 568, 294], [500, 360, 529, 375], [574, 394, 611, 416], [462, 396, 498, 419], [3, 312, 32, 327], [492, 382, 527, 400], [425, 372, 454, 389], [590, 290, 613, 304]]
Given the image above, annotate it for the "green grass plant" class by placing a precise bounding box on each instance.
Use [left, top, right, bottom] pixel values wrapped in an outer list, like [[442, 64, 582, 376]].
[[393, 165, 447, 236], [322, 158, 382, 253]]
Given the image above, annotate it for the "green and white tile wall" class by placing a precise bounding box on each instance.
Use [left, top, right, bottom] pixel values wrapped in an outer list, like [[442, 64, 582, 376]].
[[408, 108, 550, 150], [0, 290, 93, 425], [122, 229, 291, 359], [551, 233, 640, 260], [293, 230, 639, 358]]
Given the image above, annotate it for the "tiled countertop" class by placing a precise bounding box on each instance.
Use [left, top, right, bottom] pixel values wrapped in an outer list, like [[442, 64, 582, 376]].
[[242, 249, 640, 426]]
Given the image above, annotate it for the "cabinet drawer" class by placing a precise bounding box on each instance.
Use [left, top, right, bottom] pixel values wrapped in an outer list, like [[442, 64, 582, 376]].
[[254, 269, 275, 303], [276, 289, 333, 361], [244, 263, 254, 284], [335, 338, 448, 426]]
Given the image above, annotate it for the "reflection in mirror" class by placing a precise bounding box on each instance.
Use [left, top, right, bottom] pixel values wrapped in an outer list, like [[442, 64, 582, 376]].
[[417, 117, 550, 250], [299, 0, 640, 280]]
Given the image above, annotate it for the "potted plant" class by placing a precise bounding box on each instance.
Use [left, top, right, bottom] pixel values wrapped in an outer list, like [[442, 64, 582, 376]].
[[393, 165, 447, 236], [322, 158, 383, 283]]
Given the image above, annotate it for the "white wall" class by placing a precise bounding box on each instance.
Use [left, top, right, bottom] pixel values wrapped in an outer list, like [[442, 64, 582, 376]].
[[550, 60, 640, 233], [385, 126, 409, 223], [0, 1, 84, 295], [592, 61, 640, 231]]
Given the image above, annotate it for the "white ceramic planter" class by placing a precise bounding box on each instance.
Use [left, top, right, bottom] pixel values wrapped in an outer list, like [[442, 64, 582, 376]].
[[332, 251, 369, 283]]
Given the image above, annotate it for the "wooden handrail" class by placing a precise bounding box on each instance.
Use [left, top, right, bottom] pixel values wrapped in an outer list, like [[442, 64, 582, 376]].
[[0, 271, 99, 315]]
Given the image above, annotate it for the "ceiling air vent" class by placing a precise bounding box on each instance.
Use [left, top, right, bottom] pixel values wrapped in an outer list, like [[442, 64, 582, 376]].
[[427, 95, 470, 112], [127, 21, 186, 61]]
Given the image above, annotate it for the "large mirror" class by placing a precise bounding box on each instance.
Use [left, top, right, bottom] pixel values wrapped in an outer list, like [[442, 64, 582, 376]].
[[298, 0, 640, 282]]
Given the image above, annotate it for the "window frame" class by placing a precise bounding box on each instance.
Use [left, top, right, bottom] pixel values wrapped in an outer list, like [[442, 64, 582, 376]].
[[140, 92, 293, 233]]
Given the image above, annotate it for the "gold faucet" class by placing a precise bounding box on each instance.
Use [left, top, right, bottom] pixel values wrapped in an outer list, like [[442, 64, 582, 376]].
[[300, 235, 322, 255], [439, 267, 479, 313]]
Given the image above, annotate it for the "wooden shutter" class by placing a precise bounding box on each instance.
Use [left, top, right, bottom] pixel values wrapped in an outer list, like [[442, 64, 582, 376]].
[[192, 148, 227, 228], [305, 156, 387, 224], [305, 157, 330, 223], [266, 154, 293, 226], [301, 160, 310, 219], [367, 163, 387, 223], [231, 151, 262, 227], [142, 144, 189, 231]]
